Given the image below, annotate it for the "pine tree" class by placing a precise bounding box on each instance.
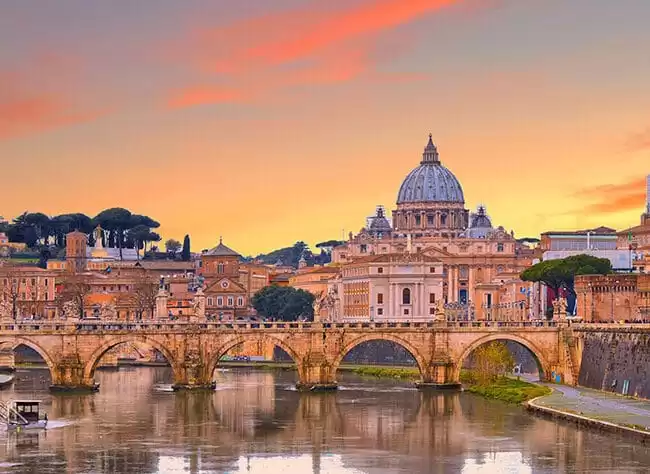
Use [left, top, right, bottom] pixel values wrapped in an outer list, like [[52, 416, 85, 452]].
[[181, 235, 191, 261]]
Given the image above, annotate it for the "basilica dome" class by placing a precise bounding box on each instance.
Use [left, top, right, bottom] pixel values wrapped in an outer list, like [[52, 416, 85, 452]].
[[396, 135, 465, 204]]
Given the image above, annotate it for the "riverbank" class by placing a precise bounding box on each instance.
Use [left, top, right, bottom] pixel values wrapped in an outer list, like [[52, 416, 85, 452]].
[[527, 384, 650, 442], [464, 377, 551, 404]]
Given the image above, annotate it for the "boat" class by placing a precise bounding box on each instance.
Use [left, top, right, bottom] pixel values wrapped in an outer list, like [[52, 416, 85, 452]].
[[152, 383, 174, 393], [0, 373, 15, 389], [2, 400, 48, 430]]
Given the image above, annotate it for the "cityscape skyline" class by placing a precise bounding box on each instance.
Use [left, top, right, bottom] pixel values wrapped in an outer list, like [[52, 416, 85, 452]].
[[2, 0, 650, 255]]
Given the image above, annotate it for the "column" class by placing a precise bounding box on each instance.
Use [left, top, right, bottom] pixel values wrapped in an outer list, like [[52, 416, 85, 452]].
[[468, 266, 474, 305], [446, 267, 452, 302], [390, 283, 396, 318]]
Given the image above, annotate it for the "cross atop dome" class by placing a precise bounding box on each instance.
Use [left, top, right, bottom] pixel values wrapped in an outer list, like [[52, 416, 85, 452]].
[[421, 133, 440, 164]]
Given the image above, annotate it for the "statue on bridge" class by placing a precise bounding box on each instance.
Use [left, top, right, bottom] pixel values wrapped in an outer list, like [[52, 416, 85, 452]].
[[552, 297, 568, 320], [0, 299, 11, 320], [62, 300, 80, 319], [99, 302, 117, 320], [191, 288, 206, 320], [434, 300, 446, 322]]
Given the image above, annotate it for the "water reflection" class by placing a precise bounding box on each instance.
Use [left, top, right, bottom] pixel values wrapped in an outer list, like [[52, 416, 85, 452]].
[[0, 368, 648, 473]]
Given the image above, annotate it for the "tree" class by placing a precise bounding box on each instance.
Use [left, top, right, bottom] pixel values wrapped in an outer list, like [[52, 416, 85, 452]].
[[0, 264, 23, 320], [130, 271, 158, 320], [94, 208, 133, 261], [521, 254, 612, 300], [251, 286, 315, 321], [315, 240, 345, 248], [181, 235, 191, 261], [165, 239, 182, 255], [24, 213, 51, 245], [471, 341, 515, 385], [58, 274, 92, 318]]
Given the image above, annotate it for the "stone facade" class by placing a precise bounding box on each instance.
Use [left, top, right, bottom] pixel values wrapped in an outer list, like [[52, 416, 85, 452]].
[[575, 274, 650, 322], [330, 136, 533, 321], [0, 320, 576, 391]]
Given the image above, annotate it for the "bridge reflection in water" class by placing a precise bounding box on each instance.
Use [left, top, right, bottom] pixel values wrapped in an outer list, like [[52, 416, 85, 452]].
[[0, 368, 649, 473]]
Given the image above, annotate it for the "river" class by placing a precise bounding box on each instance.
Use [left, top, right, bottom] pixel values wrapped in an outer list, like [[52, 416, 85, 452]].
[[0, 367, 649, 473]]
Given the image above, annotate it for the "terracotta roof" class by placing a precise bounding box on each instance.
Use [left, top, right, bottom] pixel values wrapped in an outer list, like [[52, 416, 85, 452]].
[[542, 226, 617, 236], [299, 266, 341, 275], [205, 240, 240, 257]]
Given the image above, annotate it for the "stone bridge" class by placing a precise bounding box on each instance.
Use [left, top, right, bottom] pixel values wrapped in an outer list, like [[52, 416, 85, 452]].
[[0, 320, 581, 391]]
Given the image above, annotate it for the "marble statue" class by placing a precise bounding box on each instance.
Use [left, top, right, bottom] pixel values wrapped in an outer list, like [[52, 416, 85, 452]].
[[62, 300, 79, 319], [0, 299, 12, 319], [100, 302, 117, 320], [434, 299, 446, 322], [94, 226, 104, 249]]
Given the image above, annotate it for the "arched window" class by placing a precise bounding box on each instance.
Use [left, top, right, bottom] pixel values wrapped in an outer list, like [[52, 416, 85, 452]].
[[402, 288, 411, 305], [217, 263, 224, 274], [237, 296, 244, 307]]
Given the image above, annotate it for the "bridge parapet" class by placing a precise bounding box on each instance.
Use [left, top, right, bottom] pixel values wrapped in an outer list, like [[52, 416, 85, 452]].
[[0, 319, 586, 392]]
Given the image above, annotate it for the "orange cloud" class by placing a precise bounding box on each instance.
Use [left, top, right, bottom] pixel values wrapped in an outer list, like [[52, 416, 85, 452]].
[[0, 55, 105, 141], [575, 177, 646, 213], [170, 0, 462, 108]]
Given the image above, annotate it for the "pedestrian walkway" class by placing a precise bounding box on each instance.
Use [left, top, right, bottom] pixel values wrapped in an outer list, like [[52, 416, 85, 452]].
[[533, 384, 650, 432]]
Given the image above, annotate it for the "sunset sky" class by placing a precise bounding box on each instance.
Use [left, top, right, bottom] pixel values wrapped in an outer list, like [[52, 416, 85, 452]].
[[1, 0, 649, 256]]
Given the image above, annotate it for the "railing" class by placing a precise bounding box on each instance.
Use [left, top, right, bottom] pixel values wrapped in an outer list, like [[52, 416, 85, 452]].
[[0, 319, 565, 333]]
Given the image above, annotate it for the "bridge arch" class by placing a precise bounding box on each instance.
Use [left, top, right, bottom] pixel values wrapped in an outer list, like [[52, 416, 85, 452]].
[[83, 335, 181, 382], [331, 334, 428, 379], [454, 333, 549, 382], [207, 335, 304, 380], [0, 337, 56, 376]]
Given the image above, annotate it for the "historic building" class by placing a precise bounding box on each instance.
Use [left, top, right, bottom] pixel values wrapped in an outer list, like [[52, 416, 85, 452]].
[[327, 135, 534, 321], [199, 239, 248, 320], [575, 274, 650, 322], [0, 264, 58, 319]]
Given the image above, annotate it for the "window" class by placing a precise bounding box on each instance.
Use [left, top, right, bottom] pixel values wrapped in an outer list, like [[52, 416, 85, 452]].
[[237, 297, 244, 307], [30, 278, 35, 286], [429, 267, 435, 273], [218, 263, 224, 274], [44, 278, 48, 285], [430, 307, 435, 315], [360, 244, 367, 253], [377, 267, 384, 274], [227, 297, 234, 306], [415, 215, 421, 226], [377, 293, 383, 304], [403, 308, 409, 315], [427, 215, 434, 225], [402, 288, 411, 305], [217, 297, 223, 306], [429, 293, 436, 304], [497, 243, 504, 252], [377, 308, 383, 315], [208, 297, 213, 306], [440, 214, 447, 226]]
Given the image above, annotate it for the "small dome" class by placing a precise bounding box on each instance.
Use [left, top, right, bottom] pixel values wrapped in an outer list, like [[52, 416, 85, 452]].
[[367, 206, 392, 235], [396, 135, 465, 204]]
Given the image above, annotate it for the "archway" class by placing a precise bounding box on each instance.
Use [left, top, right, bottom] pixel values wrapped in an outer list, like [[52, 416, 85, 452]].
[[331, 335, 428, 381], [0, 338, 56, 388], [455, 334, 548, 383], [83, 336, 181, 385], [207, 335, 304, 382]]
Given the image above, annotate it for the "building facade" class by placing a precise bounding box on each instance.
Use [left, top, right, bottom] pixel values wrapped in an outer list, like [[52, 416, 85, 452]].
[[328, 136, 534, 321]]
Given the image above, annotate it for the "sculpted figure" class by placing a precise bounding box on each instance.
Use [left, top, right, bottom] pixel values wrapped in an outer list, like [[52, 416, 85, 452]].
[[0, 299, 11, 319]]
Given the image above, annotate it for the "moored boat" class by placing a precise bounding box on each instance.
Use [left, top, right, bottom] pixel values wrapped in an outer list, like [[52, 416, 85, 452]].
[[3, 400, 48, 430], [0, 373, 15, 389]]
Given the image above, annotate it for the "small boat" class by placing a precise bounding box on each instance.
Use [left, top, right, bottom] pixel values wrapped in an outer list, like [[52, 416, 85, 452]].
[[4, 400, 48, 430], [0, 373, 15, 389], [153, 383, 174, 393]]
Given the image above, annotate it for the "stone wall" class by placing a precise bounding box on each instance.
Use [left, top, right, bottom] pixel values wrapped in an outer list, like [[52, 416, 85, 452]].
[[578, 330, 650, 399]]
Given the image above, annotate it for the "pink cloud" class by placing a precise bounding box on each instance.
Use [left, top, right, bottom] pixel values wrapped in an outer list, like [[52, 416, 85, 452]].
[[575, 177, 646, 214], [169, 0, 464, 108], [624, 128, 650, 152], [0, 55, 106, 141]]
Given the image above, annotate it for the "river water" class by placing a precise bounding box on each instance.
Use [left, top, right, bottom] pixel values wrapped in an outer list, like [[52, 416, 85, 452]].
[[1, 367, 649, 473]]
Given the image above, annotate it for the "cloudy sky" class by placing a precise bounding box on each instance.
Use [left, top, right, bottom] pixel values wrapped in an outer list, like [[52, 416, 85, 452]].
[[1, 0, 649, 255]]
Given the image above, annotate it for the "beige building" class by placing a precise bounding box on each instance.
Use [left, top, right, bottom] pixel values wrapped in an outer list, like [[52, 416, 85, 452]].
[[327, 136, 534, 321]]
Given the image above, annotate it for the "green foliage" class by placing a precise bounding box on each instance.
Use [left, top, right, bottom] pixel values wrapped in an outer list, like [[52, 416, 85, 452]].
[[315, 240, 345, 248], [254, 241, 333, 267], [348, 366, 420, 380], [165, 239, 182, 254], [251, 285, 315, 321], [521, 254, 613, 295], [471, 341, 516, 385], [465, 377, 552, 404], [182, 235, 191, 261]]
